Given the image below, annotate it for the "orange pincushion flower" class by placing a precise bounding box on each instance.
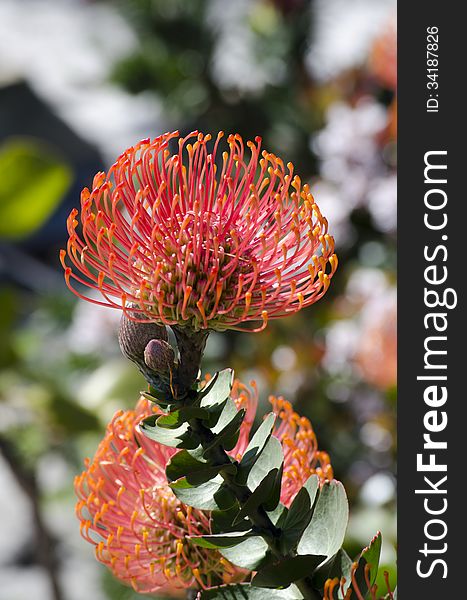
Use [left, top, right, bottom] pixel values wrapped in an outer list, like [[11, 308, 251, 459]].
[[61, 131, 337, 331], [75, 379, 332, 594]]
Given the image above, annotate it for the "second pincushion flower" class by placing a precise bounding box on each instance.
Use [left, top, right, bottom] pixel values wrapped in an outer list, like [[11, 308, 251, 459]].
[[61, 131, 337, 331]]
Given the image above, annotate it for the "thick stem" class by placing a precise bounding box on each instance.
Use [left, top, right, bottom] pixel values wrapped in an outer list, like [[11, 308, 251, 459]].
[[172, 327, 209, 397]]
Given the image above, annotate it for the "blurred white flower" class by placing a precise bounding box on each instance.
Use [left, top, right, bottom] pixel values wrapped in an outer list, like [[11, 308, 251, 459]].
[[0, 0, 162, 163], [206, 0, 286, 94], [321, 320, 359, 376], [346, 267, 390, 305], [306, 0, 396, 82], [368, 174, 397, 232], [360, 422, 393, 452], [360, 472, 395, 506], [66, 295, 120, 356], [0, 566, 50, 600], [313, 98, 387, 201], [271, 345, 297, 371], [310, 180, 355, 247], [311, 97, 396, 237]]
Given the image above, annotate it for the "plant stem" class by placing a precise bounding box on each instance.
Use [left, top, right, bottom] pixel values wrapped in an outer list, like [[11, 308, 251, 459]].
[[172, 327, 209, 398]]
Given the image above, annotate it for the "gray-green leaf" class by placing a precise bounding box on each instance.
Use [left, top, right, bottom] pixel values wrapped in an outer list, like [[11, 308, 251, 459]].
[[252, 554, 326, 589], [200, 369, 234, 408], [281, 475, 319, 553], [297, 480, 348, 560], [236, 413, 276, 485], [170, 475, 224, 510], [198, 583, 304, 599], [189, 529, 255, 549], [220, 536, 269, 570], [140, 415, 199, 448]]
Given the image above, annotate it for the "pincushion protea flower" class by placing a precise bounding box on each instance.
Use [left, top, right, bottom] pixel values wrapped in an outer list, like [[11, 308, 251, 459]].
[[75, 379, 333, 594], [61, 131, 337, 331]]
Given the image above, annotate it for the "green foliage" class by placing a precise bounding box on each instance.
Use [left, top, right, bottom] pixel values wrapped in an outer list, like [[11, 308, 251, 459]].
[[246, 435, 283, 491], [235, 412, 276, 485], [0, 138, 72, 239], [350, 532, 383, 597], [140, 414, 200, 448], [190, 529, 256, 550], [203, 405, 245, 453], [140, 367, 358, 596], [280, 476, 319, 554], [166, 448, 236, 485], [252, 555, 326, 589], [311, 549, 353, 595], [138, 365, 394, 596], [170, 475, 225, 510], [199, 583, 304, 600], [219, 536, 270, 571], [200, 369, 234, 408], [233, 466, 282, 524], [296, 480, 348, 560]]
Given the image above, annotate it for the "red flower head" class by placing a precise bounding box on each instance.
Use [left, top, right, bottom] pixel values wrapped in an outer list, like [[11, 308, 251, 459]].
[[61, 131, 337, 331], [75, 379, 333, 594]]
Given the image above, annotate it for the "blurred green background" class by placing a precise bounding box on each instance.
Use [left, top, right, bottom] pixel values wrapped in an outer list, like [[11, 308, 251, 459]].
[[0, 0, 396, 598]]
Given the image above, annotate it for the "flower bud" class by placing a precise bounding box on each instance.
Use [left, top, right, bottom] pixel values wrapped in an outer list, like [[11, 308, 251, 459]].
[[118, 312, 168, 367], [144, 339, 176, 374]]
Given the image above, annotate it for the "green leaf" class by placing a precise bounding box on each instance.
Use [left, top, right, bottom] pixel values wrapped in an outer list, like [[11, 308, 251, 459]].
[[267, 502, 288, 527], [140, 389, 171, 410], [233, 468, 280, 525], [203, 408, 246, 454], [352, 531, 383, 596], [281, 475, 319, 553], [220, 536, 270, 570], [262, 463, 283, 512], [199, 583, 304, 599], [311, 549, 353, 596], [0, 138, 73, 239], [200, 369, 234, 408], [140, 414, 199, 449], [190, 529, 255, 549], [211, 504, 249, 534], [297, 480, 348, 560], [166, 449, 234, 485], [247, 435, 283, 492], [211, 398, 239, 433], [213, 485, 239, 511], [361, 531, 382, 585], [236, 413, 276, 485], [170, 475, 224, 510], [157, 406, 210, 428], [252, 554, 326, 589]]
